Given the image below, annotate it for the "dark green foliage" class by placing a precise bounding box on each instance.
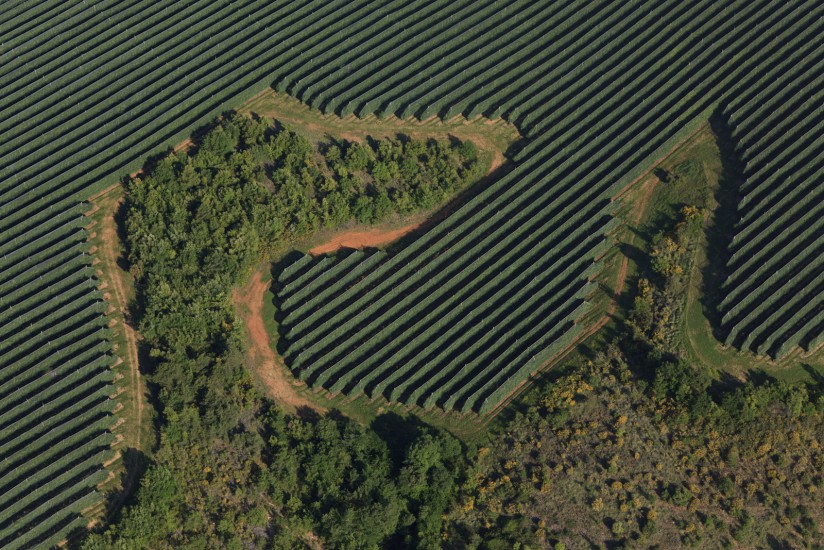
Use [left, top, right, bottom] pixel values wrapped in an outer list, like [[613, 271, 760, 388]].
[[87, 407, 466, 549], [258, 409, 465, 550], [320, 137, 480, 225], [81, 467, 180, 550], [124, 114, 282, 421], [124, 114, 477, 421], [627, 205, 703, 352], [84, 114, 474, 549]]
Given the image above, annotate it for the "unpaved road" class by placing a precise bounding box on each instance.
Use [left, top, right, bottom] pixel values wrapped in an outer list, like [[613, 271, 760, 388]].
[[93, 189, 144, 452], [233, 271, 324, 412], [309, 222, 421, 255]]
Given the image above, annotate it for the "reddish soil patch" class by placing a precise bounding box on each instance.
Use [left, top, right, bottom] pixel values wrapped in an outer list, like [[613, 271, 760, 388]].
[[309, 222, 421, 256], [233, 271, 323, 412]]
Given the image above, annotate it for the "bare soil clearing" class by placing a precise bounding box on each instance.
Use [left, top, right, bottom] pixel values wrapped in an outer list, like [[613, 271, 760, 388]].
[[309, 222, 422, 255], [233, 270, 324, 413]]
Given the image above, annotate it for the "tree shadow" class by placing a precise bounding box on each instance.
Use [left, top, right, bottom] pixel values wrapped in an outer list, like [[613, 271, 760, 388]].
[[701, 110, 746, 342], [135, 340, 162, 446], [707, 370, 747, 399], [800, 363, 824, 403], [370, 412, 431, 472], [101, 447, 149, 520], [109, 198, 130, 272], [767, 534, 793, 550], [801, 362, 824, 386], [294, 404, 323, 424], [652, 166, 673, 183]]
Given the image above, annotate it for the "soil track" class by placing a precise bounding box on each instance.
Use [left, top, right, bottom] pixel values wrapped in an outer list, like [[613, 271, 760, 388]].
[[86, 186, 149, 524], [309, 222, 421, 255], [92, 190, 143, 452], [233, 271, 323, 412], [612, 176, 659, 300]]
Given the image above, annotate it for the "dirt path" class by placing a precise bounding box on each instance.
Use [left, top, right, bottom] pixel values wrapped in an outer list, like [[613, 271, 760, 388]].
[[92, 190, 144, 452], [86, 187, 150, 526], [309, 222, 422, 255], [613, 176, 658, 298], [611, 258, 630, 313], [233, 271, 324, 412], [486, 146, 505, 174]]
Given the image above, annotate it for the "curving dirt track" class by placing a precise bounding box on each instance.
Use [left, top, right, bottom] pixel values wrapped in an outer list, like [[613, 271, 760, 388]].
[[93, 188, 144, 451], [233, 271, 324, 412], [309, 222, 422, 255]]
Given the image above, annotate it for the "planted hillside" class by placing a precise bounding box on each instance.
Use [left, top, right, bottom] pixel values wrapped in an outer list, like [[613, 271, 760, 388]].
[[122, 114, 479, 419], [439, 208, 823, 548], [94, 158, 824, 548], [3, 0, 824, 418], [273, 0, 824, 413]]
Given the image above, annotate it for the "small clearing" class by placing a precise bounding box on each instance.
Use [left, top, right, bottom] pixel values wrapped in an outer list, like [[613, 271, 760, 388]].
[[233, 270, 324, 413]]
